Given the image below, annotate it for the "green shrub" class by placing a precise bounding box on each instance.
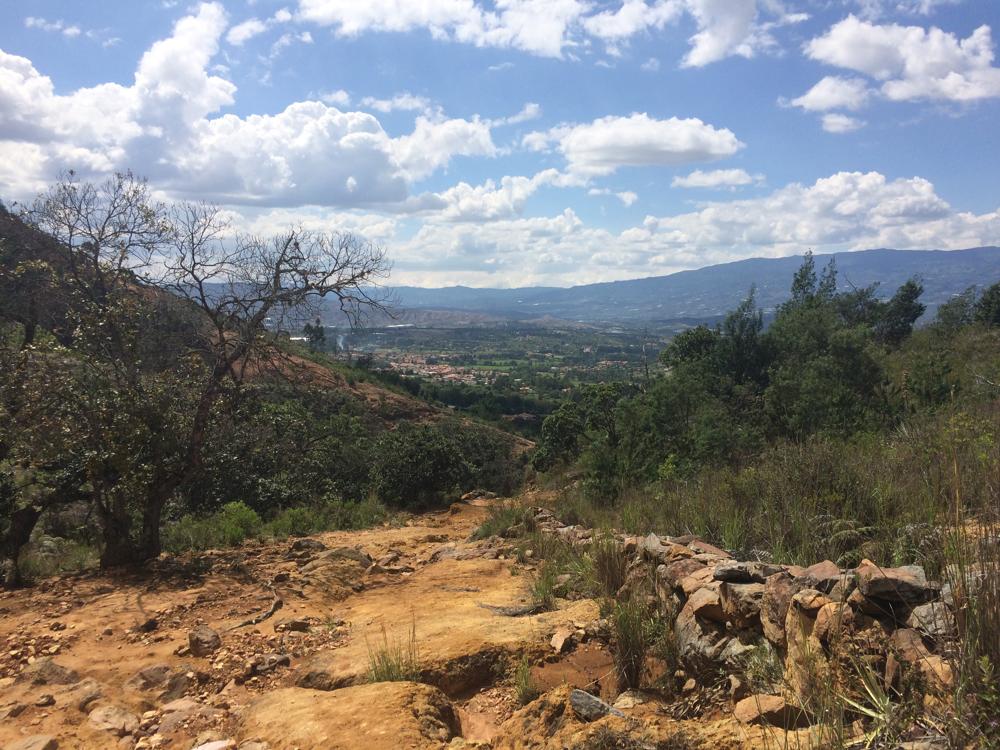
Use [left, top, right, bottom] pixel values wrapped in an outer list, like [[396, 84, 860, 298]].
[[611, 597, 650, 691], [473, 502, 536, 540], [367, 622, 419, 683], [590, 533, 628, 598], [164, 501, 262, 552], [513, 654, 540, 705]]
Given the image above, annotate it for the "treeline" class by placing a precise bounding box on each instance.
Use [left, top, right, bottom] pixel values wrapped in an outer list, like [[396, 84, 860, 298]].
[[0, 173, 522, 585], [532, 254, 1000, 566]]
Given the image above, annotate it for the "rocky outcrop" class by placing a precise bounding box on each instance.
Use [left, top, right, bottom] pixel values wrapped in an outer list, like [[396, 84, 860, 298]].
[[240, 683, 459, 750]]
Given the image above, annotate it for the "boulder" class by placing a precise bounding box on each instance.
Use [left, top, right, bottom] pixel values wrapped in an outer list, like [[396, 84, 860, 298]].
[[734, 694, 807, 728], [675, 601, 730, 668], [17, 657, 80, 686], [125, 664, 173, 691], [813, 602, 854, 645], [189, 625, 222, 657], [60, 677, 103, 711], [8, 736, 59, 750], [658, 558, 706, 591], [89, 705, 140, 736], [714, 561, 783, 584], [687, 539, 731, 558], [719, 582, 765, 629], [569, 689, 624, 722], [550, 627, 575, 654], [855, 560, 939, 604], [760, 572, 805, 649], [906, 602, 955, 640], [679, 566, 717, 597], [797, 560, 847, 596], [687, 583, 726, 624], [241, 684, 459, 749]]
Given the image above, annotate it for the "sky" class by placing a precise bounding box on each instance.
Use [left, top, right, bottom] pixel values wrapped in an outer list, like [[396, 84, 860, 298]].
[[1, 1, 999, 288]]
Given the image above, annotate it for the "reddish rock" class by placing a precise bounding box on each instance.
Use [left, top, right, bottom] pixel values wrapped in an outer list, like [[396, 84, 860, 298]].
[[719, 582, 766, 629], [680, 566, 716, 597], [760, 572, 805, 649], [734, 694, 807, 728], [855, 559, 938, 604], [688, 583, 726, 623]]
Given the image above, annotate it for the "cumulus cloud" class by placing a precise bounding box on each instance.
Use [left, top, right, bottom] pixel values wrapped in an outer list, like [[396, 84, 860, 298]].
[[295, 0, 804, 65], [805, 15, 1000, 102], [383, 170, 1000, 286], [788, 76, 872, 111], [226, 7, 294, 45], [821, 113, 866, 133], [0, 2, 499, 207], [854, 0, 962, 19], [319, 89, 351, 106], [523, 113, 743, 178], [672, 168, 761, 188]]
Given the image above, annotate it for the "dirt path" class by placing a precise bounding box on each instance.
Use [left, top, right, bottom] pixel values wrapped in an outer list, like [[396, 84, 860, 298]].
[[0, 501, 599, 749]]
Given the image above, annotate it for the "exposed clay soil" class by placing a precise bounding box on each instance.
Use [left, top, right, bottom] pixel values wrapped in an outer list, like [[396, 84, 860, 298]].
[[0, 499, 789, 750]]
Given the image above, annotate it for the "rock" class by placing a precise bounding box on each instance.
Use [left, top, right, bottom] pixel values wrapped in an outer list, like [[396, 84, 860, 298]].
[[240, 653, 291, 682], [658, 558, 706, 591], [161, 697, 200, 713], [189, 625, 222, 657], [760, 572, 806, 649], [60, 677, 103, 711], [679, 566, 717, 597], [550, 627, 575, 654], [813, 602, 854, 645], [719, 582, 765, 629], [569, 689, 624, 722], [0, 701, 27, 720], [125, 664, 172, 691], [137, 617, 159, 633], [855, 560, 939, 604], [687, 583, 726, 623], [687, 539, 731, 558], [192, 742, 236, 750], [242, 684, 459, 749], [274, 618, 311, 633], [8, 736, 59, 750], [89, 705, 140, 736], [238, 743, 271, 750], [714, 561, 782, 583], [17, 657, 80, 686], [791, 588, 830, 613], [290, 538, 326, 552], [796, 560, 845, 595], [675, 601, 730, 668], [35, 694, 56, 707], [734, 694, 807, 728], [907, 602, 955, 639]]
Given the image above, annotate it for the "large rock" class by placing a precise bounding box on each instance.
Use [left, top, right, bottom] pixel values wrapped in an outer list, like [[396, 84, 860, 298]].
[[734, 694, 807, 728], [813, 602, 854, 645], [17, 657, 80, 686], [714, 561, 782, 584], [658, 558, 706, 591], [189, 625, 222, 657], [687, 583, 726, 624], [760, 572, 806, 649], [88, 705, 140, 736], [569, 689, 624, 722], [675, 601, 730, 668], [8, 736, 59, 750], [719, 582, 765, 629], [679, 566, 717, 597], [906, 602, 955, 640], [240, 683, 458, 750], [855, 560, 939, 604]]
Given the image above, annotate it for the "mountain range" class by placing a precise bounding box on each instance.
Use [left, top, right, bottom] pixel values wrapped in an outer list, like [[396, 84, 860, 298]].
[[387, 247, 1000, 327]]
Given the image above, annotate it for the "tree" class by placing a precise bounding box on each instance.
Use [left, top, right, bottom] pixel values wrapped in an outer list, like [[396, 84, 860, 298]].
[[875, 278, 925, 346], [303, 318, 326, 352], [19, 172, 391, 566], [975, 281, 1000, 327], [935, 287, 978, 331]]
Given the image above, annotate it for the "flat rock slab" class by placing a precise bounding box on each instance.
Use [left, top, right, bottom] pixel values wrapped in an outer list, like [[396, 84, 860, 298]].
[[569, 689, 624, 722], [241, 683, 458, 750]]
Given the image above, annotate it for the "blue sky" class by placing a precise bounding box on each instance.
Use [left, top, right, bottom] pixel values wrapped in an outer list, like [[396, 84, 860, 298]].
[[1, 1, 998, 287]]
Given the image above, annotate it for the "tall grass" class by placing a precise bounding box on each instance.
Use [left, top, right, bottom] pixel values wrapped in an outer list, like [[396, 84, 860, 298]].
[[367, 621, 420, 683], [611, 597, 650, 691]]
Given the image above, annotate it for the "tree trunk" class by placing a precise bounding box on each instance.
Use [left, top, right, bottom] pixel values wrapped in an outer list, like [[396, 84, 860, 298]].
[[97, 503, 141, 568], [1, 505, 42, 588], [138, 486, 170, 562]]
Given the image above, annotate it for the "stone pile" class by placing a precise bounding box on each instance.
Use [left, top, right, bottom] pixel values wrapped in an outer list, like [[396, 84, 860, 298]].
[[526, 508, 957, 728]]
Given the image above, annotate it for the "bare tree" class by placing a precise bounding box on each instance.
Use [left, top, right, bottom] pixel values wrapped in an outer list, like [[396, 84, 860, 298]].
[[12, 172, 392, 567]]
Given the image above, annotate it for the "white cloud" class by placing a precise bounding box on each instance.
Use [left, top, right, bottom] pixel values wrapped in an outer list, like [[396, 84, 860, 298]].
[[672, 168, 760, 188], [524, 113, 743, 177], [854, 0, 961, 19], [226, 7, 295, 45], [360, 93, 432, 113], [640, 57, 661, 71], [589, 187, 639, 205], [384, 170, 999, 286], [806, 15, 1000, 102], [24, 17, 83, 38], [488, 61, 514, 71], [497, 102, 541, 126], [788, 75, 872, 111], [295, 0, 803, 66], [821, 113, 866, 133], [319, 89, 351, 106], [0, 2, 498, 208]]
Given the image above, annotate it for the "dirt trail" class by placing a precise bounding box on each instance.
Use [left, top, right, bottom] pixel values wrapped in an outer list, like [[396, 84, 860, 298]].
[[0, 499, 782, 750]]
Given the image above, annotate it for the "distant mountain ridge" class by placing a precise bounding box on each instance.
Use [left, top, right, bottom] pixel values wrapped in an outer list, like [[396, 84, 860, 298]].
[[390, 247, 1000, 325]]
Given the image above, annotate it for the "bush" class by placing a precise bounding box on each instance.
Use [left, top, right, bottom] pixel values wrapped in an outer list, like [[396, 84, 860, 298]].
[[611, 597, 650, 691], [164, 502, 263, 552], [590, 533, 628, 599], [472, 502, 536, 540], [513, 654, 540, 705], [367, 622, 419, 682]]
